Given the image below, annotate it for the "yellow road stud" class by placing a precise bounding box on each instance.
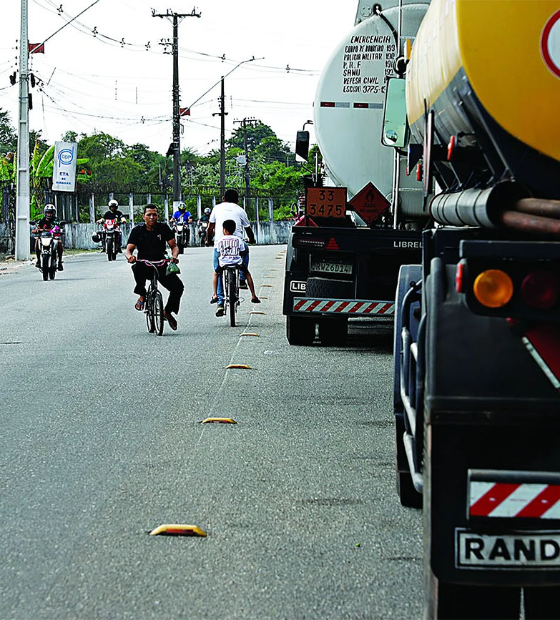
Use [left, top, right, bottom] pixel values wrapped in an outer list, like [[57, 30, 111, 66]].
[[240, 333, 259, 337], [201, 417, 237, 424], [261, 284, 273, 287], [226, 364, 251, 369], [150, 524, 207, 537], [250, 311, 266, 315], [264, 276, 275, 278]]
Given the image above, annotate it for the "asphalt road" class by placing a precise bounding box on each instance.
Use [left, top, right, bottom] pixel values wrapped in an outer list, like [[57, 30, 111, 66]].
[[0, 246, 422, 619]]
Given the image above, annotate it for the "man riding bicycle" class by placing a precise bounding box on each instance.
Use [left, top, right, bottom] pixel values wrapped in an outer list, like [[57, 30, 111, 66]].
[[125, 204, 183, 331]]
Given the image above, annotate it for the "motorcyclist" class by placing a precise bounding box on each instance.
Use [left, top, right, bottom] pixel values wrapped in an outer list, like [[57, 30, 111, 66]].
[[32, 204, 64, 270], [97, 199, 126, 252], [170, 201, 192, 246], [197, 207, 211, 244]]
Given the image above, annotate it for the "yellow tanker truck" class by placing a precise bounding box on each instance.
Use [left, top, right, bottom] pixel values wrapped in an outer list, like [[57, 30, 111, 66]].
[[384, 0, 560, 617]]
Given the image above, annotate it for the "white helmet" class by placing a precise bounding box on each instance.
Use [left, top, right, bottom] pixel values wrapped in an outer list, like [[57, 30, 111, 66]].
[[178, 202, 186, 211], [204, 207, 211, 214], [108, 199, 119, 208], [44, 204, 56, 215]]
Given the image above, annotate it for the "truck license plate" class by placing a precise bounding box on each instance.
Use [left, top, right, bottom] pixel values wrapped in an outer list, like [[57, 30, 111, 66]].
[[456, 529, 560, 569], [311, 261, 352, 275]]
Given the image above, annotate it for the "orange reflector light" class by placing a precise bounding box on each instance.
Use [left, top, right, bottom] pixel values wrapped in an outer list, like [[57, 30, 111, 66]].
[[473, 269, 514, 308], [521, 270, 560, 310], [201, 417, 237, 424], [150, 524, 207, 537]]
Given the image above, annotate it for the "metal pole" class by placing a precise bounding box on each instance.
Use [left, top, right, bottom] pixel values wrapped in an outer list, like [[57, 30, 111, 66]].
[[219, 76, 226, 197], [172, 14, 181, 209], [128, 192, 134, 224], [243, 120, 250, 217], [15, 0, 30, 260]]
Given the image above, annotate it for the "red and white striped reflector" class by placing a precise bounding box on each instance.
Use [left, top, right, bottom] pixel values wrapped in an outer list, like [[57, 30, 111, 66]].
[[293, 298, 394, 316], [470, 481, 560, 519]]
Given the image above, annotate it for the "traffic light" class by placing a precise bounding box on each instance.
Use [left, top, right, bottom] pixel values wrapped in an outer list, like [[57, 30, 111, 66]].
[[295, 130, 309, 161], [30, 73, 36, 88], [9, 72, 16, 86]]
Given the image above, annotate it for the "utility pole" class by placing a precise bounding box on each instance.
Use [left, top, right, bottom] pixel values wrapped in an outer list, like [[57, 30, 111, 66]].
[[233, 117, 257, 219], [153, 8, 200, 211], [15, 0, 30, 260], [212, 77, 227, 198]]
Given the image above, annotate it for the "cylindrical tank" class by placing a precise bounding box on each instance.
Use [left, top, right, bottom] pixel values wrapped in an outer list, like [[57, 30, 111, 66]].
[[314, 1, 429, 217], [406, 0, 560, 199]]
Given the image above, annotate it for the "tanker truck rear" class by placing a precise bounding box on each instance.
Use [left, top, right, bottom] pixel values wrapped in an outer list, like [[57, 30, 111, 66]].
[[283, 1, 429, 345], [384, 0, 560, 616]]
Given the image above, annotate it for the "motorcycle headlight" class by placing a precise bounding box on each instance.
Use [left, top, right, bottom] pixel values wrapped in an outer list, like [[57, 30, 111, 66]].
[[41, 237, 52, 247]]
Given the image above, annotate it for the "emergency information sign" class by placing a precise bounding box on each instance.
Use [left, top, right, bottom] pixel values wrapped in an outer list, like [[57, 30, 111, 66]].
[[348, 181, 390, 226], [52, 141, 78, 192]]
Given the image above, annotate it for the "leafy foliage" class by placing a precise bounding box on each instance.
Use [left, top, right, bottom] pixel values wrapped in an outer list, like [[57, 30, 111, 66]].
[[2, 107, 315, 221]]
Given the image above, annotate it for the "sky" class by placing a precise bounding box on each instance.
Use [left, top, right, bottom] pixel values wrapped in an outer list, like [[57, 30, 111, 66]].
[[0, 0, 357, 156]]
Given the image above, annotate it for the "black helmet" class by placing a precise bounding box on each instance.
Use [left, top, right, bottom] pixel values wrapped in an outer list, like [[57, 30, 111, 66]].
[[92, 232, 101, 243]]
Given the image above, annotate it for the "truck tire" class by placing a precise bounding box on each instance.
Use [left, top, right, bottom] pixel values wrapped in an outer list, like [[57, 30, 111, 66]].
[[426, 577, 519, 619], [318, 317, 348, 346], [286, 315, 315, 346], [306, 277, 353, 299], [524, 586, 560, 619], [396, 471, 422, 509]]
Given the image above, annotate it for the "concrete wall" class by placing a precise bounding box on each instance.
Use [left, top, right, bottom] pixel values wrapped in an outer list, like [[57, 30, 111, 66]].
[[0, 220, 294, 253], [61, 221, 294, 250]]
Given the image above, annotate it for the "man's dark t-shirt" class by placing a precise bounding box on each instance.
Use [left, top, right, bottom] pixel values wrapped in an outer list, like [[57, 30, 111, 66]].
[[128, 223, 174, 260], [103, 210, 124, 220], [37, 217, 60, 230]]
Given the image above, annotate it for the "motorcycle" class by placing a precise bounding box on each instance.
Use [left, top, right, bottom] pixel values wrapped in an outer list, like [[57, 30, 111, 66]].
[[103, 219, 121, 261], [197, 220, 209, 246], [172, 219, 189, 254], [36, 227, 62, 281]]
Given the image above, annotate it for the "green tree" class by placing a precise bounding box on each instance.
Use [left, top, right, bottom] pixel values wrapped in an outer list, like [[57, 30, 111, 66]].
[[0, 109, 17, 155]]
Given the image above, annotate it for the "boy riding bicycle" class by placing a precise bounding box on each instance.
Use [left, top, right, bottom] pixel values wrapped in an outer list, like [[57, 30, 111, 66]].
[[211, 219, 260, 316]]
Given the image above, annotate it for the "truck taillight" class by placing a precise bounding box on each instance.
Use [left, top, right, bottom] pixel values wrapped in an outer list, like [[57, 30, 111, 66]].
[[473, 269, 514, 308], [521, 270, 560, 310]]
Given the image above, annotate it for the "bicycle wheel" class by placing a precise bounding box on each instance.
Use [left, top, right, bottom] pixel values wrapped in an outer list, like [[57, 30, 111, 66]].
[[154, 290, 164, 336], [145, 291, 155, 333], [228, 270, 237, 327]]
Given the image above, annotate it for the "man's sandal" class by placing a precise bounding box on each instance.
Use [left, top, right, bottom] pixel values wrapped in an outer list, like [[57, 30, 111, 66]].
[[135, 298, 145, 311], [210, 296, 218, 304], [251, 297, 261, 304]]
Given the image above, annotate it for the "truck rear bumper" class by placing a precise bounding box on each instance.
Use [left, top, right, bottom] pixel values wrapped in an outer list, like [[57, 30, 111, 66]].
[[292, 297, 395, 316]]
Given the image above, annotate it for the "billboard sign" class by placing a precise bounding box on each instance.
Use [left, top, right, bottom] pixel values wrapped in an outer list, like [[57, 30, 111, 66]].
[[52, 141, 78, 192]]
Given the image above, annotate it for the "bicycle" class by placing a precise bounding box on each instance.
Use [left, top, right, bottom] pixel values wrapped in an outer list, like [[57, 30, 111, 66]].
[[222, 265, 240, 327], [137, 259, 168, 336]]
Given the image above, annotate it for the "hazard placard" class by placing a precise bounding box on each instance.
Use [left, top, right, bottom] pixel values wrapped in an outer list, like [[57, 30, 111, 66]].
[[306, 188, 347, 218], [348, 182, 390, 226]]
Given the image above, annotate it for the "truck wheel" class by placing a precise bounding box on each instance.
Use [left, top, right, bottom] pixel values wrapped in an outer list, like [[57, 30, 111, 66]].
[[426, 572, 519, 619], [306, 277, 353, 299], [524, 586, 560, 619], [286, 315, 315, 346], [318, 317, 348, 346]]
